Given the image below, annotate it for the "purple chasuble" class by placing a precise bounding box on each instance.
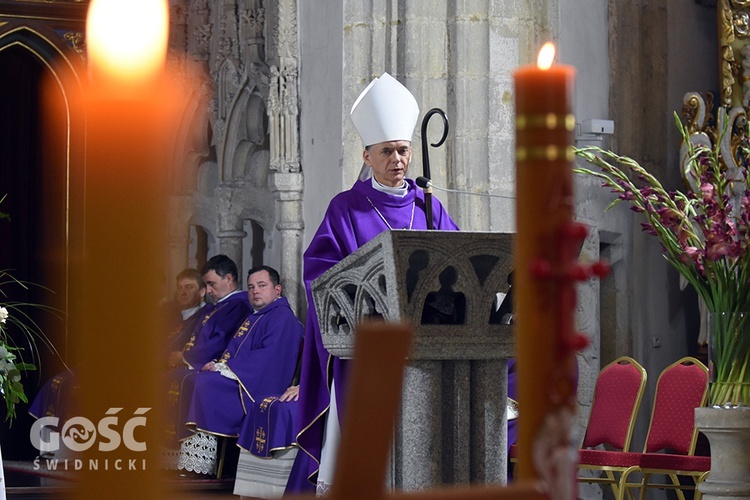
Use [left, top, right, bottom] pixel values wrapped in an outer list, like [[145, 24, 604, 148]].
[[167, 303, 211, 354], [33, 304, 209, 438], [294, 178, 458, 486], [507, 358, 517, 453], [182, 290, 252, 369], [183, 296, 303, 439], [28, 370, 77, 422]]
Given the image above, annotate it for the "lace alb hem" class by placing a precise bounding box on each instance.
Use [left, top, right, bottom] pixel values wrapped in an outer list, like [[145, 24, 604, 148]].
[[316, 481, 332, 496], [177, 431, 218, 475]]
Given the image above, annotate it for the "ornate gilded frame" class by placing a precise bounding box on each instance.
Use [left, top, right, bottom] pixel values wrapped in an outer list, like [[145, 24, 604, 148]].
[[680, 2, 749, 190], [719, 0, 750, 107]]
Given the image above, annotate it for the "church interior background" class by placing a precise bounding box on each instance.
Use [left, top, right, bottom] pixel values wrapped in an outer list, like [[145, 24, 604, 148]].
[[0, 0, 728, 497]]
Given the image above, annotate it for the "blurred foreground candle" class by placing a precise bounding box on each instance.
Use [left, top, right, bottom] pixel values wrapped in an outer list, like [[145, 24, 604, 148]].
[[71, 0, 179, 496], [513, 43, 579, 491]]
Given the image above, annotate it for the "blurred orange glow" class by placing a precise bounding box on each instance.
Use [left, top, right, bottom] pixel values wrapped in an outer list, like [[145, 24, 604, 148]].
[[536, 42, 556, 70], [86, 0, 169, 86]]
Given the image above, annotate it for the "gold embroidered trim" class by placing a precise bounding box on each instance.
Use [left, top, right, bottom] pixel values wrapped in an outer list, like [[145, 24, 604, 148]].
[[255, 427, 267, 454]]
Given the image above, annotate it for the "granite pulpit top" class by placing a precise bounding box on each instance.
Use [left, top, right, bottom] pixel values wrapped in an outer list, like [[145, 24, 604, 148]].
[[311, 230, 515, 360]]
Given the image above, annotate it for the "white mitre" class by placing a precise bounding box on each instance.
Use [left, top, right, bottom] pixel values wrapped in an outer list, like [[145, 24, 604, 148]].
[[350, 72, 420, 147]]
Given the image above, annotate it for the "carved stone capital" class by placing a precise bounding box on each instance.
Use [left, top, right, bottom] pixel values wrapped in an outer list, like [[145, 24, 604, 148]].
[[269, 171, 303, 194]]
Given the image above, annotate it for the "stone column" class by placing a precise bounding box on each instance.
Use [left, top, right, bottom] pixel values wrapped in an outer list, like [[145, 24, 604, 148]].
[[446, 360, 472, 485], [217, 228, 247, 278], [166, 195, 193, 291], [397, 361, 443, 489], [270, 171, 305, 314], [216, 183, 247, 278], [471, 359, 507, 484], [167, 231, 190, 294]]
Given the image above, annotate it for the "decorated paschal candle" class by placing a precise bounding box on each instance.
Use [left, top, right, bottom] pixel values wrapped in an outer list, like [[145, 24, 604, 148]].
[[513, 42, 582, 492]]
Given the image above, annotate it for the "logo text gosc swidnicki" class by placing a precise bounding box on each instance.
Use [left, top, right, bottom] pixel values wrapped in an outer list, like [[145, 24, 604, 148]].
[[30, 408, 150, 453]]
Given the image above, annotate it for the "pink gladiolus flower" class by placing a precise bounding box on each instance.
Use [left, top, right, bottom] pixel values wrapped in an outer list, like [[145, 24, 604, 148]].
[[684, 246, 700, 257], [706, 241, 731, 260], [700, 183, 714, 201], [574, 110, 750, 396], [680, 247, 702, 267], [640, 222, 657, 236], [656, 207, 681, 228]]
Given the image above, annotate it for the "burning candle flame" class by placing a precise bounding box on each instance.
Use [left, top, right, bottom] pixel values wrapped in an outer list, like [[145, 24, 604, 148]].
[[86, 0, 169, 87], [537, 42, 556, 70]]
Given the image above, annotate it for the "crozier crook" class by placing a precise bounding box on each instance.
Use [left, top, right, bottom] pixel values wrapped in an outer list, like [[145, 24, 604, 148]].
[[420, 108, 449, 230]]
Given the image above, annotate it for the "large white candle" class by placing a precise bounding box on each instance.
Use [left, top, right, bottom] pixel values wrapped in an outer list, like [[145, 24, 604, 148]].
[[73, 1, 178, 496]]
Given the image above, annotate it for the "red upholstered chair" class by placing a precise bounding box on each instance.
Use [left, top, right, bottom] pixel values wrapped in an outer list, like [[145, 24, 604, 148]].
[[579, 356, 709, 500], [576, 356, 647, 496], [509, 357, 646, 484], [581, 356, 647, 451], [616, 356, 709, 500]]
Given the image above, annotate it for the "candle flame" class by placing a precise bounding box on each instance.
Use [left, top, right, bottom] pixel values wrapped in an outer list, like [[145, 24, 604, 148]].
[[86, 0, 169, 86], [537, 42, 556, 70]]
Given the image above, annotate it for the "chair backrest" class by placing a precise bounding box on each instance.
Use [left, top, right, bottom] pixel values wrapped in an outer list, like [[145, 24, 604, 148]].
[[581, 356, 647, 451], [643, 356, 708, 455]]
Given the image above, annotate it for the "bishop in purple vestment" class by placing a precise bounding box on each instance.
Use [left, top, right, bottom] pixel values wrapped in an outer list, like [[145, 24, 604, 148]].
[[293, 73, 459, 492]]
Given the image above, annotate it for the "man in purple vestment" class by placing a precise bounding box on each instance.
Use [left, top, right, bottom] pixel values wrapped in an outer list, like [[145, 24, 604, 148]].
[[164, 255, 252, 474], [165, 268, 208, 360], [180, 255, 252, 368], [176, 266, 304, 476], [292, 73, 459, 494]]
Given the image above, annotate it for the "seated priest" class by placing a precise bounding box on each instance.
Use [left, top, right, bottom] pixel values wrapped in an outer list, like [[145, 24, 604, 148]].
[[176, 255, 252, 369], [164, 256, 251, 469], [165, 268, 209, 359], [27, 369, 78, 435], [176, 265, 304, 477]]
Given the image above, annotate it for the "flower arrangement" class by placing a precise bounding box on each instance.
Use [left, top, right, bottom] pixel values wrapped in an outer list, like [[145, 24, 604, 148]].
[[0, 300, 36, 423], [575, 111, 750, 407], [0, 196, 57, 423]]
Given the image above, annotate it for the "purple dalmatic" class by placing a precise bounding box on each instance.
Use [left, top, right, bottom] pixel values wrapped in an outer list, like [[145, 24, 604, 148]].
[[182, 290, 252, 369], [182, 296, 303, 439], [294, 178, 459, 487]]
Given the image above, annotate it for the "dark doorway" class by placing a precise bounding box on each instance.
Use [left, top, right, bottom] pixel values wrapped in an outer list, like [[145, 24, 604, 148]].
[[0, 45, 70, 460]]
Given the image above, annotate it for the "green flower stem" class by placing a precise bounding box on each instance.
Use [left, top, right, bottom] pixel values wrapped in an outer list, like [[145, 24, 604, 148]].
[[708, 312, 750, 407]]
